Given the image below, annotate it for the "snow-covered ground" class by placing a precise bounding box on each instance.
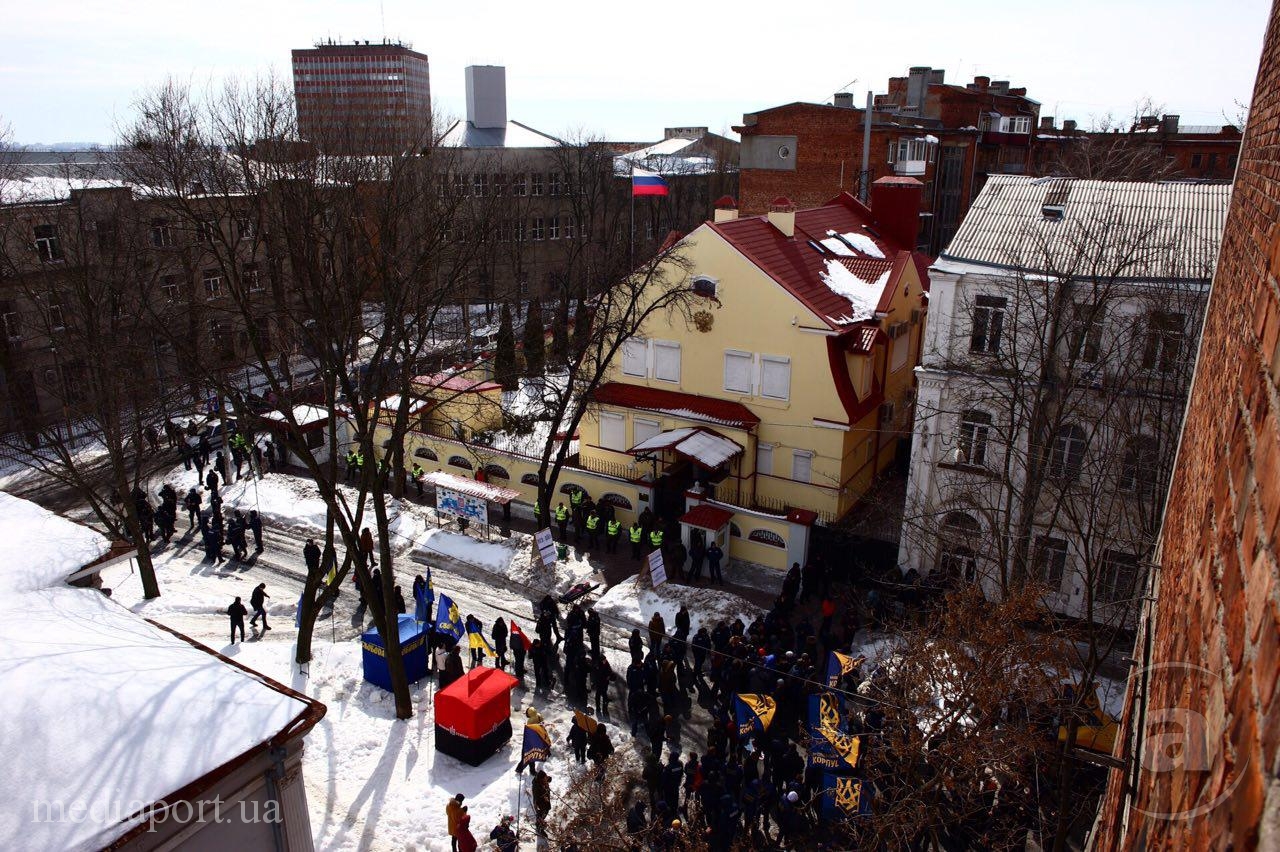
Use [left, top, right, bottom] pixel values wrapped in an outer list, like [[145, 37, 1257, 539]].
[[595, 576, 765, 635]]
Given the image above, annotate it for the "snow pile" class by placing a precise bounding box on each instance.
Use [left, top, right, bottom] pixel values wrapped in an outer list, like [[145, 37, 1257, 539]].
[[594, 576, 764, 635], [0, 490, 110, 592], [821, 259, 892, 323], [826, 229, 886, 259]]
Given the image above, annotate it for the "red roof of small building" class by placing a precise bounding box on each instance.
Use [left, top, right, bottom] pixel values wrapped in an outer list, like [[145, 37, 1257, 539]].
[[413, 373, 503, 394], [706, 192, 918, 333], [679, 504, 735, 531], [592, 382, 760, 430]]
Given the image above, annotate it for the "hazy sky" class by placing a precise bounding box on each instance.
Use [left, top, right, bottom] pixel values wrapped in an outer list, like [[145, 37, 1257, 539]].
[[1, 0, 1270, 145]]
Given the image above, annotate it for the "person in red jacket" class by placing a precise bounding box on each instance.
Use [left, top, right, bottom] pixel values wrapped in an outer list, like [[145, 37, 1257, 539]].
[[456, 810, 477, 852]]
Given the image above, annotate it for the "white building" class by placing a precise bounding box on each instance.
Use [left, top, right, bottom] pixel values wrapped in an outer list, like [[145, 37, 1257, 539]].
[[898, 176, 1229, 625]]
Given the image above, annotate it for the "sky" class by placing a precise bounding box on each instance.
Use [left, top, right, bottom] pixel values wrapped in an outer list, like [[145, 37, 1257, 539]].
[[0, 0, 1270, 146]]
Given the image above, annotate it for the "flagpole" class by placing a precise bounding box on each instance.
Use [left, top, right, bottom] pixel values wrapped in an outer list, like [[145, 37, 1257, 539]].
[[629, 165, 635, 269]]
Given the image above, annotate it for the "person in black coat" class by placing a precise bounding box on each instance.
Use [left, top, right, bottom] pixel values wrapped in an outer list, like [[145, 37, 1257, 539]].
[[303, 538, 321, 577], [592, 654, 615, 716], [491, 618, 509, 670], [588, 723, 615, 768], [249, 583, 270, 630], [511, 628, 527, 680], [586, 609, 602, 658], [205, 469, 220, 499], [248, 510, 263, 552], [530, 639, 551, 694], [441, 644, 464, 689], [227, 596, 248, 644], [629, 628, 645, 664], [567, 714, 589, 763]]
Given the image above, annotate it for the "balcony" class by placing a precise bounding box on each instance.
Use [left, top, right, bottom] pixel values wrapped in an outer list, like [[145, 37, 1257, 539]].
[[894, 159, 929, 176]]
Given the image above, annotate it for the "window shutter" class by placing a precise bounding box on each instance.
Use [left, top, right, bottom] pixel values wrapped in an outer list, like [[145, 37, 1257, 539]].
[[724, 351, 753, 394], [633, 418, 661, 446], [622, 338, 647, 376], [792, 450, 812, 483], [760, 356, 791, 400], [599, 412, 625, 451], [756, 444, 773, 476], [652, 341, 680, 382]]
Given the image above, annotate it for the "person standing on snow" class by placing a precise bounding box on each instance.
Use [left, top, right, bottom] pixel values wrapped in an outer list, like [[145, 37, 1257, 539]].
[[248, 510, 263, 552], [249, 583, 271, 631], [445, 793, 466, 852], [227, 596, 248, 644]]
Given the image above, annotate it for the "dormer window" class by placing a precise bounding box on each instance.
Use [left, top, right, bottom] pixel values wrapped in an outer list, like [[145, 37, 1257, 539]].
[[692, 276, 718, 298]]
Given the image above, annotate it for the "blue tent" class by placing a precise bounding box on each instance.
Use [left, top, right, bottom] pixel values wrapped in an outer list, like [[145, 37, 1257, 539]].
[[361, 614, 430, 691]]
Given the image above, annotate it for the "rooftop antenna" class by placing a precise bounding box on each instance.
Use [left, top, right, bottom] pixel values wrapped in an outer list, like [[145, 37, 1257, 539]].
[[380, 0, 386, 41], [832, 78, 858, 102]]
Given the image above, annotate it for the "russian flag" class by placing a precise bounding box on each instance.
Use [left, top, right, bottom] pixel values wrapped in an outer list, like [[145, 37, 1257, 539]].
[[632, 167, 669, 197]]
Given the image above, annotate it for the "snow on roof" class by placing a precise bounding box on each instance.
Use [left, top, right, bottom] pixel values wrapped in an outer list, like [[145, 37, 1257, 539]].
[[0, 490, 110, 593], [629, 427, 743, 468], [421, 470, 521, 504], [825, 229, 886, 259], [378, 394, 430, 415], [819, 236, 856, 257], [0, 176, 127, 205], [263, 404, 331, 427], [0, 492, 315, 851], [438, 119, 561, 148], [821, 258, 892, 325]]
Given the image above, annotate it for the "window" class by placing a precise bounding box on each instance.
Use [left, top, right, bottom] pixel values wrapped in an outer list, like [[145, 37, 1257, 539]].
[[724, 350, 753, 394], [692, 276, 718, 298], [1207, 153, 1218, 171], [1141, 312, 1186, 373], [756, 443, 773, 476], [1119, 435, 1160, 498], [1191, 153, 1203, 169], [484, 464, 510, 480], [208, 318, 225, 342], [414, 446, 438, 461], [453, 173, 469, 197], [513, 174, 528, 196], [548, 216, 560, 240], [473, 173, 487, 197], [161, 274, 182, 301], [243, 263, 262, 291], [447, 455, 473, 471], [531, 173, 544, 196], [493, 173, 507, 195], [792, 450, 812, 483], [895, 137, 938, 163], [564, 216, 576, 240], [1096, 550, 1140, 605], [653, 341, 681, 383], [760, 355, 790, 400], [622, 338, 647, 377], [33, 225, 62, 262], [957, 409, 993, 466], [599, 411, 625, 451], [237, 218, 257, 241], [196, 220, 217, 244], [1070, 303, 1103, 363], [95, 220, 118, 252], [2, 304, 21, 340], [937, 511, 980, 581], [1049, 424, 1088, 481], [633, 417, 661, 446], [891, 332, 909, 372], [151, 219, 172, 248], [548, 172, 562, 196], [531, 218, 544, 241], [997, 115, 1032, 134], [202, 269, 223, 300], [46, 294, 64, 330], [1035, 536, 1068, 590], [970, 295, 1006, 354]]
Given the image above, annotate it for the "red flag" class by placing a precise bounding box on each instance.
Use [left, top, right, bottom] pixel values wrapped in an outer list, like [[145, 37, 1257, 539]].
[[510, 619, 533, 651]]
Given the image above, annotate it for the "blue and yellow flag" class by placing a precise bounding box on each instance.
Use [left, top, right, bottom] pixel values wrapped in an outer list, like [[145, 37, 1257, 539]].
[[808, 693, 862, 771], [517, 722, 551, 772], [821, 774, 872, 820], [825, 651, 862, 687], [467, 618, 496, 657], [434, 593, 464, 641], [734, 694, 776, 738]]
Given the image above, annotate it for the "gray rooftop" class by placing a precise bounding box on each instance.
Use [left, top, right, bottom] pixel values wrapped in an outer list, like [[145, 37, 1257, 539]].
[[438, 119, 560, 149], [938, 175, 1230, 281]]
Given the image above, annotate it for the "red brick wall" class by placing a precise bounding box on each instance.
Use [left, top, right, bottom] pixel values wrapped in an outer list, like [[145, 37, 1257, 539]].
[[1093, 3, 1280, 848]]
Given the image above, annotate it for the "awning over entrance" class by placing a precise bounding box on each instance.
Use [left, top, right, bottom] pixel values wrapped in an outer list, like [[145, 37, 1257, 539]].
[[679, 504, 734, 531], [421, 471, 521, 505], [628, 427, 743, 469]]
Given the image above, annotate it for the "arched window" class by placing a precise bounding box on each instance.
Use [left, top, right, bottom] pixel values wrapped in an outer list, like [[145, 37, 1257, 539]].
[[730, 523, 742, 538], [1118, 436, 1159, 497], [483, 463, 510, 480], [957, 409, 993, 466], [600, 493, 633, 511], [521, 473, 541, 486], [413, 446, 438, 461], [447, 455, 473, 471], [937, 511, 980, 581], [1048, 424, 1088, 481], [748, 529, 785, 548], [560, 483, 583, 496]]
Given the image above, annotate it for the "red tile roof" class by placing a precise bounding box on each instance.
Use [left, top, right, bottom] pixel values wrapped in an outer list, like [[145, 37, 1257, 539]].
[[679, 504, 735, 531], [413, 373, 503, 394], [849, 325, 886, 354], [592, 382, 760, 430], [706, 191, 916, 332]]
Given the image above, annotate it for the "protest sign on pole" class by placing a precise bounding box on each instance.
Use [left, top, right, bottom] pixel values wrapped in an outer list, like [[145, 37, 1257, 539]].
[[648, 549, 667, 587], [535, 528, 558, 568]]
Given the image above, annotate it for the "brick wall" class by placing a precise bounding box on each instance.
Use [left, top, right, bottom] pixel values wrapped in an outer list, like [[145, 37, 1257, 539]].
[[1093, 2, 1280, 848]]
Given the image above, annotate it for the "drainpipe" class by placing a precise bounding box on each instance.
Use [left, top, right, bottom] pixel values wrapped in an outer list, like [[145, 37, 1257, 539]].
[[264, 746, 288, 851], [860, 92, 873, 204]]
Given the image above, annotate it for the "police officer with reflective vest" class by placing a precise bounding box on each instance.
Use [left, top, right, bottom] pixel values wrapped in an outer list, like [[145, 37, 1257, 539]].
[[648, 527, 664, 554], [346, 450, 358, 481], [585, 510, 601, 549], [606, 518, 621, 554], [628, 522, 643, 560], [555, 502, 570, 542], [411, 462, 425, 497], [533, 498, 543, 527]]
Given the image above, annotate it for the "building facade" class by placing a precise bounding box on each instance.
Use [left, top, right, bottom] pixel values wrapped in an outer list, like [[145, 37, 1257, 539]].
[[737, 66, 1042, 254], [1030, 113, 1243, 179], [1093, 2, 1280, 846], [291, 39, 431, 153], [898, 176, 1229, 625], [575, 180, 928, 572]]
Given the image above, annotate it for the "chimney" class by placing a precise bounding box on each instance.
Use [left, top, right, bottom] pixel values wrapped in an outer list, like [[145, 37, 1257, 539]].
[[990, 80, 1010, 95], [869, 177, 923, 250], [1040, 116, 1055, 131], [973, 75, 990, 92], [1160, 114, 1180, 134], [1139, 114, 1159, 129], [767, 197, 796, 238], [907, 66, 931, 109], [464, 65, 507, 129], [929, 69, 945, 85], [833, 92, 855, 109], [713, 195, 739, 223], [1063, 119, 1077, 133]]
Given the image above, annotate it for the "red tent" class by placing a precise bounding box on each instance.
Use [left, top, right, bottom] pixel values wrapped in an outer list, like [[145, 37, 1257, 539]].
[[435, 667, 519, 766]]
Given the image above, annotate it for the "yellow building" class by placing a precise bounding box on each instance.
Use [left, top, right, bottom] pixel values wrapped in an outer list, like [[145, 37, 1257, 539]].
[[578, 180, 928, 571]]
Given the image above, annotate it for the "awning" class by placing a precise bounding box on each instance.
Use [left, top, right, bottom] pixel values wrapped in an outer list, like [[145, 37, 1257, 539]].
[[377, 394, 432, 416], [628, 427, 743, 469], [262, 404, 332, 431], [679, 504, 734, 531], [421, 471, 521, 505]]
